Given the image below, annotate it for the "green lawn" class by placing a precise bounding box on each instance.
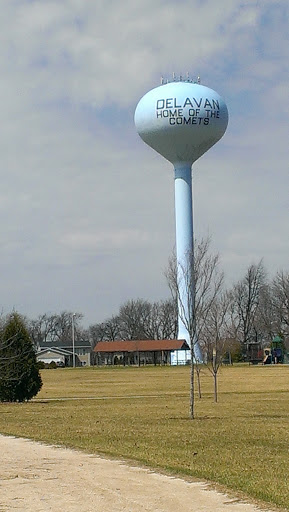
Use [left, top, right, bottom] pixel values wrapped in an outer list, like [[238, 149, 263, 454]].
[[0, 364, 288, 510]]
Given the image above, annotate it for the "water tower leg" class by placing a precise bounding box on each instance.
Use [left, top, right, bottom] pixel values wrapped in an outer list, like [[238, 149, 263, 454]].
[[174, 164, 202, 362]]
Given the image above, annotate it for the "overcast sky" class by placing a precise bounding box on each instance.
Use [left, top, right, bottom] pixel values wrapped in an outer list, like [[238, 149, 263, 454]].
[[1, 0, 288, 326]]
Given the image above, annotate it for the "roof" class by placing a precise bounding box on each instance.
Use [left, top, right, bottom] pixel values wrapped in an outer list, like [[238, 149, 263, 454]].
[[94, 339, 190, 353], [37, 347, 73, 356], [39, 340, 92, 350]]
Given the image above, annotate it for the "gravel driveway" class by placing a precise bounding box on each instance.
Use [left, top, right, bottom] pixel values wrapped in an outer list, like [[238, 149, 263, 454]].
[[0, 435, 275, 512]]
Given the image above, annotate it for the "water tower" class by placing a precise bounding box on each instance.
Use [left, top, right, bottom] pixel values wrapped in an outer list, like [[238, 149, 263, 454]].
[[134, 76, 228, 359]]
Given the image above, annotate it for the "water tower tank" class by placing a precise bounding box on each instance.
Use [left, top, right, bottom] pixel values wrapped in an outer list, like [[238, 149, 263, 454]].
[[135, 80, 228, 165], [135, 78, 228, 357]]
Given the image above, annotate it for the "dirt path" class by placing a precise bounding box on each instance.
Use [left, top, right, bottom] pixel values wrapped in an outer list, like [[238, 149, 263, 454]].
[[0, 434, 274, 512]]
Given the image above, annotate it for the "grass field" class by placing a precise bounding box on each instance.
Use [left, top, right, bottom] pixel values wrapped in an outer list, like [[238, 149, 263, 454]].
[[0, 364, 288, 510]]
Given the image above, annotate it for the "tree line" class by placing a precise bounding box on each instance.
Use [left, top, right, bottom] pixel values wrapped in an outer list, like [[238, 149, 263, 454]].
[[89, 258, 288, 360], [22, 241, 289, 368]]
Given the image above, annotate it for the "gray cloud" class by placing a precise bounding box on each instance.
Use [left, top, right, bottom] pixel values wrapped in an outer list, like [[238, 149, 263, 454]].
[[0, 0, 288, 324]]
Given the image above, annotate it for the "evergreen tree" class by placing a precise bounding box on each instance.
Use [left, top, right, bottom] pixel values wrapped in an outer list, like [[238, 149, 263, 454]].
[[0, 312, 42, 402]]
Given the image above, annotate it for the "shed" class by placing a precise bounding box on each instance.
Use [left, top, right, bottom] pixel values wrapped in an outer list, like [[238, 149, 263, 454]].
[[94, 339, 190, 366]]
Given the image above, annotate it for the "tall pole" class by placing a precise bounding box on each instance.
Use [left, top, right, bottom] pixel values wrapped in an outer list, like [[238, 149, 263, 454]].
[[174, 163, 193, 340], [72, 313, 76, 368], [174, 163, 202, 362]]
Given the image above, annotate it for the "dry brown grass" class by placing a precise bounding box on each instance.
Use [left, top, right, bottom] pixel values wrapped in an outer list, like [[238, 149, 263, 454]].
[[0, 364, 288, 510]]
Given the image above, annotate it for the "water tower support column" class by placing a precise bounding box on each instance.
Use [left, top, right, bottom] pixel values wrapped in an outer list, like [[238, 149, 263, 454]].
[[174, 164, 201, 361], [174, 164, 193, 340]]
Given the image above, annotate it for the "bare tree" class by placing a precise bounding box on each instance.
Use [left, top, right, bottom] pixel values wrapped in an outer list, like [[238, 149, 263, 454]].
[[118, 299, 151, 340], [254, 283, 276, 347], [199, 292, 231, 402], [231, 260, 266, 358], [28, 311, 84, 348], [142, 300, 178, 340], [272, 270, 289, 340], [89, 321, 109, 344], [53, 311, 83, 343], [165, 237, 223, 418], [103, 316, 121, 341], [89, 299, 177, 347], [28, 313, 58, 348], [158, 299, 178, 340]]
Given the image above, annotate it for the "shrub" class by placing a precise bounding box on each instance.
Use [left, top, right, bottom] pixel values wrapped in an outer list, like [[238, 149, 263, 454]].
[[0, 312, 43, 402]]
